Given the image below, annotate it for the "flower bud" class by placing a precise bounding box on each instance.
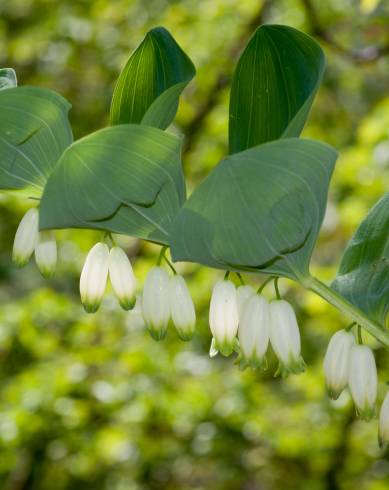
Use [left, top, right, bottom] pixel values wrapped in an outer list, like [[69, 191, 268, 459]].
[[109, 246, 137, 310], [79, 243, 109, 313], [142, 266, 170, 340], [169, 275, 196, 341], [379, 391, 389, 448], [348, 344, 377, 421], [269, 299, 305, 377], [238, 294, 270, 369], [12, 208, 39, 266], [323, 329, 355, 400], [34, 231, 57, 278], [236, 285, 255, 318], [209, 280, 239, 356]]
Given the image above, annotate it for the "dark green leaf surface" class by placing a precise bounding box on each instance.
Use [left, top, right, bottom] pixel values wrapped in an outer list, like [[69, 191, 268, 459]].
[[0, 68, 17, 90], [110, 27, 195, 129], [170, 138, 337, 281], [40, 125, 185, 245], [332, 193, 389, 326], [0, 86, 72, 194], [229, 25, 325, 154]]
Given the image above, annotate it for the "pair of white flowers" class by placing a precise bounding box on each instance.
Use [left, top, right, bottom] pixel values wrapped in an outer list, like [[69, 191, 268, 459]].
[[324, 329, 389, 446], [323, 330, 377, 420], [80, 243, 136, 313], [142, 266, 196, 341], [209, 280, 305, 377], [12, 208, 57, 277]]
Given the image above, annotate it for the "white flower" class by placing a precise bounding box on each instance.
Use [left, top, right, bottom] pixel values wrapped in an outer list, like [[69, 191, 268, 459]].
[[269, 299, 305, 377], [109, 246, 137, 310], [348, 344, 377, 421], [238, 294, 270, 369], [142, 266, 170, 340], [236, 285, 255, 318], [379, 391, 389, 448], [79, 242, 109, 313], [209, 280, 239, 356], [169, 274, 196, 341], [12, 208, 39, 266], [34, 231, 57, 278], [323, 329, 355, 400]]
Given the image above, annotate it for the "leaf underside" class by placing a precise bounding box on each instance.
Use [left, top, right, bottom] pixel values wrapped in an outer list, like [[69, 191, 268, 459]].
[[332, 193, 389, 326], [39, 125, 185, 245], [229, 24, 325, 154], [110, 26, 195, 130], [170, 138, 337, 281], [0, 86, 73, 195]]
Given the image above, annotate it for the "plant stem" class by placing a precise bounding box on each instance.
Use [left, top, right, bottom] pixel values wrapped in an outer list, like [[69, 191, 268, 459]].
[[307, 276, 389, 348], [274, 277, 281, 299]]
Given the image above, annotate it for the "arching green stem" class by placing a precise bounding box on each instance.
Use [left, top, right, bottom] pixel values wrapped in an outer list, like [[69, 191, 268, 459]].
[[305, 276, 389, 349]]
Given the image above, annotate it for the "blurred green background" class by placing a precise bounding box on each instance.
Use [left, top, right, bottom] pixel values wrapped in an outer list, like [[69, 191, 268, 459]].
[[0, 0, 389, 489]]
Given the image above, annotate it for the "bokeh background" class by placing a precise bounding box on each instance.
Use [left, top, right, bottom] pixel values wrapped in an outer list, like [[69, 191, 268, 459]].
[[0, 0, 389, 489]]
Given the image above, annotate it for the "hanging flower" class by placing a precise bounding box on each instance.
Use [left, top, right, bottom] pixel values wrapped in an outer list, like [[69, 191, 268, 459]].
[[379, 391, 389, 448], [79, 242, 109, 313], [323, 329, 355, 399], [12, 208, 39, 267], [348, 344, 377, 421], [169, 274, 196, 340], [109, 246, 137, 310], [269, 299, 305, 377], [238, 294, 270, 369], [34, 231, 57, 278], [142, 266, 170, 340], [209, 280, 239, 356], [236, 284, 255, 318]]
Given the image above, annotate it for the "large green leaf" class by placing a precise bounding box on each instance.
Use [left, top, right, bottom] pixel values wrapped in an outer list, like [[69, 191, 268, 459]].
[[39, 125, 185, 245], [110, 27, 195, 129], [170, 138, 337, 282], [229, 25, 325, 154], [332, 193, 389, 326], [0, 86, 72, 194], [0, 68, 17, 90]]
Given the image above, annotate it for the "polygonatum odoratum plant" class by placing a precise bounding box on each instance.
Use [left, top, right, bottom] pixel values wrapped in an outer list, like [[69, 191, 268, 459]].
[[1, 26, 388, 443]]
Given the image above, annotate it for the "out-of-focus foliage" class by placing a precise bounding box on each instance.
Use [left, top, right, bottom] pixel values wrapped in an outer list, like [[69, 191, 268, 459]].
[[0, 1, 388, 489]]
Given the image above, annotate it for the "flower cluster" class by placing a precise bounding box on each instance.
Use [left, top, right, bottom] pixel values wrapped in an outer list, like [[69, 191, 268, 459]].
[[324, 328, 389, 446], [80, 243, 136, 313], [209, 280, 305, 377], [12, 208, 57, 277], [11, 214, 389, 448]]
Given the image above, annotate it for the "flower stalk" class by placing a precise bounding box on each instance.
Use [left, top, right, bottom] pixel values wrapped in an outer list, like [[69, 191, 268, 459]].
[[305, 276, 389, 349]]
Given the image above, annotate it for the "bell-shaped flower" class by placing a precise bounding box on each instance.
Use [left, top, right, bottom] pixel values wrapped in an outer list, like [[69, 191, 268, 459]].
[[34, 231, 57, 278], [323, 329, 355, 400], [109, 246, 137, 310], [348, 344, 377, 421], [12, 208, 39, 267], [236, 285, 255, 318], [169, 274, 196, 341], [142, 266, 170, 340], [209, 280, 239, 356], [269, 299, 305, 377], [379, 391, 389, 448], [238, 294, 270, 370], [79, 242, 109, 313]]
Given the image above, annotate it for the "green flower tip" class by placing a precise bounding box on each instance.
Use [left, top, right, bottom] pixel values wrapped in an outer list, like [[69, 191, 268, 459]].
[[275, 356, 306, 378], [148, 325, 168, 341], [356, 406, 376, 422], [82, 302, 100, 314], [238, 355, 268, 372], [119, 296, 136, 311], [326, 387, 342, 401]]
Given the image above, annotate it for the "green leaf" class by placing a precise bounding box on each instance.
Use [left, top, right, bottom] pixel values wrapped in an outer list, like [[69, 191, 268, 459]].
[[0, 86, 73, 194], [39, 125, 185, 245], [332, 193, 389, 326], [0, 68, 17, 90], [110, 26, 195, 129], [229, 25, 325, 154], [170, 138, 337, 281]]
